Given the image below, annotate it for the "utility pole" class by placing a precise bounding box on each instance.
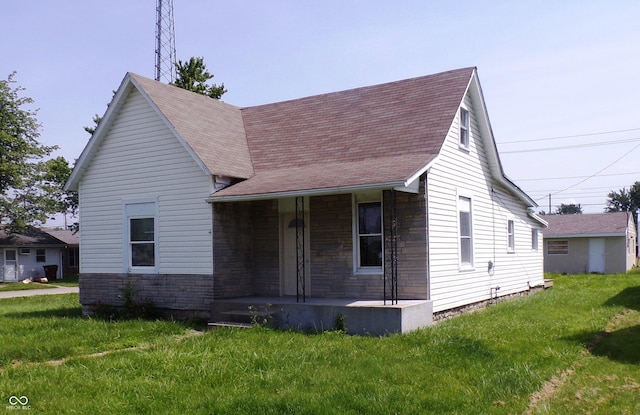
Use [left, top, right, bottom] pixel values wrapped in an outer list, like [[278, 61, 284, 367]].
[[155, 0, 177, 83]]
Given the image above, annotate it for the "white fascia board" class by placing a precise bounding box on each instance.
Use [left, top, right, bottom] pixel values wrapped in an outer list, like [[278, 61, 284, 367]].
[[544, 233, 625, 239], [528, 211, 548, 227], [207, 181, 405, 203], [467, 70, 538, 208], [402, 159, 436, 192], [65, 74, 135, 191]]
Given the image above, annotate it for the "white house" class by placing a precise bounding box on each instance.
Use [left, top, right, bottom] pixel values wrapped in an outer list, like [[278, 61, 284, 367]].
[[66, 67, 546, 334], [0, 227, 66, 281]]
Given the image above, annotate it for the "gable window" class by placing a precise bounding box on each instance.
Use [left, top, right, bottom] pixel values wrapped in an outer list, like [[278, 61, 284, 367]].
[[36, 249, 46, 262], [124, 201, 157, 272], [459, 107, 470, 150], [531, 229, 539, 251], [458, 195, 473, 267], [507, 220, 515, 252], [547, 240, 568, 255]]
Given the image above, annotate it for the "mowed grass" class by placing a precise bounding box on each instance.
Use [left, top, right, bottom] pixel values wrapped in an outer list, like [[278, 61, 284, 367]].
[[0, 273, 638, 414]]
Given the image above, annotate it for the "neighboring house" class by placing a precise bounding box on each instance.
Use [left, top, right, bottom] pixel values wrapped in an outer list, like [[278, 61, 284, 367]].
[[42, 229, 80, 276], [65, 67, 546, 334], [542, 212, 637, 274], [0, 227, 66, 281]]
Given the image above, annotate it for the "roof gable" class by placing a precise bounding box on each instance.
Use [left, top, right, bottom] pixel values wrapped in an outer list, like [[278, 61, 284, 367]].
[[542, 212, 634, 237], [66, 73, 253, 190]]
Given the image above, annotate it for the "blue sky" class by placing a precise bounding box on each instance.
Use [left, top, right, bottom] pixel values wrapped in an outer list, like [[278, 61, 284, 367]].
[[4, 1, 640, 219]]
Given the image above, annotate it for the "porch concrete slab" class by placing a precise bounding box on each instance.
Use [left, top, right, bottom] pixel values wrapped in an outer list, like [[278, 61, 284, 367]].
[[212, 296, 433, 336]]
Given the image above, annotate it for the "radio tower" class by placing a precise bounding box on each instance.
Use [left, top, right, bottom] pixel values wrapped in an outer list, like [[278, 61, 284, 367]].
[[155, 0, 177, 83]]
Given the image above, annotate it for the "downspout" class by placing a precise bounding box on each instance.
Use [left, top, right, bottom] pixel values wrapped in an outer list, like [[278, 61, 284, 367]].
[[424, 172, 431, 301]]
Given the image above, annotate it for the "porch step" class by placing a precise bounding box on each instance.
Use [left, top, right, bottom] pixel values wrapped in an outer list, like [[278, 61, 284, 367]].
[[207, 321, 254, 329], [544, 279, 554, 289]]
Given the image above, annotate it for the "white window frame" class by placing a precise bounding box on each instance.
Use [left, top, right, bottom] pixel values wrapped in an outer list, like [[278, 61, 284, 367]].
[[352, 192, 383, 275], [123, 200, 158, 273], [459, 107, 470, 150], [507, 220, 515, 252], [531, 229, 539, 251], [457, 193, 474, 269]]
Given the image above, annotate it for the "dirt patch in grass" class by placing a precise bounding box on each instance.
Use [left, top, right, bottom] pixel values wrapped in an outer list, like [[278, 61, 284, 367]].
[[524, 309, 640, 414]]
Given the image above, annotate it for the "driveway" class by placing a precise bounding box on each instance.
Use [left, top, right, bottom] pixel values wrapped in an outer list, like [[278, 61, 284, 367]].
[[0, 286, 79, 299]]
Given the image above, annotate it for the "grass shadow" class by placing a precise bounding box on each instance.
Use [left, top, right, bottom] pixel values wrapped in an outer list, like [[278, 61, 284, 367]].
[[590, 324, 640, 364], [603, 285, 640, 311], [563, 285, 640, 365]]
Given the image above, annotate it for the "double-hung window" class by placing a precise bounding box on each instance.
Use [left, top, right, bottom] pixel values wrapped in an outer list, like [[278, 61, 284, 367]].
[[124, 201, 157, 272], [36, 249, 46, 262], [358, 202, 382, 267], [354, 192, 383, 272], [458, 196, 473, 267], [531, 229, 539, 251], [459, 107, 470, 150], [130, 218, 155, 267], [507, 220, 515, 252]]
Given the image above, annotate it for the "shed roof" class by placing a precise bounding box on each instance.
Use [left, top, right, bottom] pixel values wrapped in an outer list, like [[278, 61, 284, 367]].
[[42, 229, 79, 246], [0, 227, 68, 247], [542, 212, 634, 237]]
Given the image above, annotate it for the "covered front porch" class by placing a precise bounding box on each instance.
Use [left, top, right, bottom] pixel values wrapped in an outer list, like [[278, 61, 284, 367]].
[[209, 179, 432, 334], [210, 296, 433, 336]]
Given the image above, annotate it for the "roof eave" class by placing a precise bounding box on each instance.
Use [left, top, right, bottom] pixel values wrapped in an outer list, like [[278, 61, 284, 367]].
[[544, 232, 626, 238], [207, 180, 407, 203]]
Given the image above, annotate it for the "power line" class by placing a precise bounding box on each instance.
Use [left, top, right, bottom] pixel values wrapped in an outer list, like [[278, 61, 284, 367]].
[[501, 137, 640, 154], [535, 142, 640, 202], [498, 127, 640, 144], [515, 171, 640, 182]]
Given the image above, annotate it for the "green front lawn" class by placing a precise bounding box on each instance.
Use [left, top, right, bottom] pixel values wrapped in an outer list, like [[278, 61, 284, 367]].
[[0, 272, 638, 414]]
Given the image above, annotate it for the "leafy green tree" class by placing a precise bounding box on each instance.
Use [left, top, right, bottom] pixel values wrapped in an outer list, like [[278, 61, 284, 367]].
[[0, 72, 55, 195], [0, 72, 74, 233], [172, 57, 227, 99], [555, 203, 582, 214], [607, 181, 640, 225]]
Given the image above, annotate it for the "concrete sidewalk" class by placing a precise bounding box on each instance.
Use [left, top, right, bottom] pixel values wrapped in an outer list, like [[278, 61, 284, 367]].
[[0, 286, 79, 299]]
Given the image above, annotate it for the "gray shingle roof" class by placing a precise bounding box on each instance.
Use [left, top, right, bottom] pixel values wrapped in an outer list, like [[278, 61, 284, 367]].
[[213, 67, 474, 199], [129, 74, 254, 179], [0, 227, 67, 247], [542, 212, 634, 237]]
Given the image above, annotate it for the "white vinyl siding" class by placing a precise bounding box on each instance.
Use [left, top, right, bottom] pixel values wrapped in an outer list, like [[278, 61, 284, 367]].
[[426, 93, 544, 313], [78, 89, 214, 275]]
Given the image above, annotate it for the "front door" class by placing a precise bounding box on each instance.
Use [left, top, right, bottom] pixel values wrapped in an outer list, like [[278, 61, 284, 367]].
[[588, 238, 606, 273], [281, 213, 310, 296], [4, 250, 18, 281]]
